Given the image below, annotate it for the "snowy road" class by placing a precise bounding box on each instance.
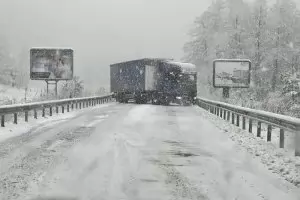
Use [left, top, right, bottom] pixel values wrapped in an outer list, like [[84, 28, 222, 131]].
[[0, 103, 299, 200]]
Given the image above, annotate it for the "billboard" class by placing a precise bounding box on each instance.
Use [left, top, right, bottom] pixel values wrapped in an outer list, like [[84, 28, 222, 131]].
[[30, 48, 73, 80], [213, 59, 251, 88]]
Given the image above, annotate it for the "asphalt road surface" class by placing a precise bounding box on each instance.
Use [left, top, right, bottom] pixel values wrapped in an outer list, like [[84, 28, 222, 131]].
[[0, 103, 299, 200]]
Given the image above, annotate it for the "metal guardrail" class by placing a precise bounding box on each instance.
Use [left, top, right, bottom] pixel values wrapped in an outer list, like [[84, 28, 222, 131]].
[[196, 97, 300, 156], [0, 95, 113, 127]]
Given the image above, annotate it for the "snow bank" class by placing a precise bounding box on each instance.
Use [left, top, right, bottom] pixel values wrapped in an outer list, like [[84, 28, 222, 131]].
[[195, 106, 300, 187]]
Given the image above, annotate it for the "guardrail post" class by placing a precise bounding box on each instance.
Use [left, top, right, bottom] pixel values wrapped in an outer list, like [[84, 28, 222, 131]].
[[67, 104, 70, 112], [76, 102, 78, 109], [267, 125, 272, 142], [80, 102, 82, 109], [257, 122, 261, 137], [56, 106, 59, 114], [231, 113, 234, 124], [236, 115, 240, 127], [50, 107, 52, 116], [295, 126, 300, 156], [14, 113, 17, 124], [62, 106, 65, 113], [242, 116, 246, 130], [42, 108, 45, 117], [25, 111, 28, 122], [1, 115, 5, 127], [227, 111, 230, 121], [280, 129, 284, 148], [249, 119, 252, 133], [34, 110, 37, 119], [220, 109, 223, 118]]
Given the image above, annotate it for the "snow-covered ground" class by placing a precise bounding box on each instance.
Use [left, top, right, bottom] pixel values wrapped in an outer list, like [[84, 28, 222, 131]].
[[0, 84, 42, 105], [195, 106, 300, 187], [0, 103, 299, 200]]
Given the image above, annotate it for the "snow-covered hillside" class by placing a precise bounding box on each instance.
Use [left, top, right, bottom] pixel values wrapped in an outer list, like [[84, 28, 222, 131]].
[[0, 84, 42, 105]]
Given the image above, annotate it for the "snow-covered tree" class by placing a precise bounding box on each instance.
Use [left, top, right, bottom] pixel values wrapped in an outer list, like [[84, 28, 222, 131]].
[[60, 76, 84, 99], [184, 0, 300, 115]]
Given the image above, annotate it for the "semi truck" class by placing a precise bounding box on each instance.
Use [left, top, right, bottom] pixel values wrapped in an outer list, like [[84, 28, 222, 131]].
[[110, 58, 197, 105]]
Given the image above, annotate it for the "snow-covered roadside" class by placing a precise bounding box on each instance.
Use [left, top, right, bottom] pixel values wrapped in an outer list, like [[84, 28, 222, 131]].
[[0, 84, 41, 105], [0, 103, 114, 143], [194, 105, 300, 187]]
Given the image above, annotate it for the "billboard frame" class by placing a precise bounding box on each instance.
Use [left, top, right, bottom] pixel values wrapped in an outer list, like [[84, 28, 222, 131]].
[[212, 59, 251, 89], [30, 47, 74, 81]]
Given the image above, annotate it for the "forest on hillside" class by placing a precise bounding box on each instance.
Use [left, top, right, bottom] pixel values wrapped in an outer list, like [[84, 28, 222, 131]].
[[183, 0, 300, 117]]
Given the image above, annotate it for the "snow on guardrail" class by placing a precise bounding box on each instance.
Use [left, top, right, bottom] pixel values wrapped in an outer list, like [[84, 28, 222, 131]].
[[0, 94, 113, 127], [196, 97, 300, 156]]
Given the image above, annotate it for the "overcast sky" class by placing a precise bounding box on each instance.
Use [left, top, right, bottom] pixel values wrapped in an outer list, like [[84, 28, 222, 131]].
[[0, 0, 211, 91]]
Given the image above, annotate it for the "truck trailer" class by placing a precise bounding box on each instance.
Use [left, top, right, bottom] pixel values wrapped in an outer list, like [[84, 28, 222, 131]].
[[110, 58, 197, 105]]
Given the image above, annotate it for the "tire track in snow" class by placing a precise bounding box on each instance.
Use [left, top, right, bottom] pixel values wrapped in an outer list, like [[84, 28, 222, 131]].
[[0, 125, 96, 200]]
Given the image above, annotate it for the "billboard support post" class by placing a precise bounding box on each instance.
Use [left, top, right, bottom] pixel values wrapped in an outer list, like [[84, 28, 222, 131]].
[[45, 80, 59, 98], [46, 80, 49, 95], [55, 80, 58, 97], [222, 87, 229, 98]]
